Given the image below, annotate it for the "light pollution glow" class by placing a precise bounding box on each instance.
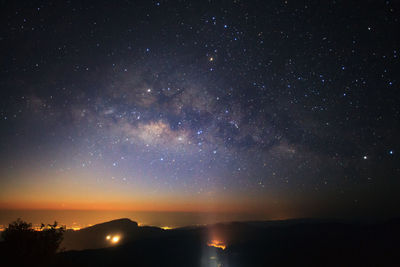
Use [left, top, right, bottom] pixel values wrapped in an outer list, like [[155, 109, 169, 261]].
[[0, 167, 298, 216]]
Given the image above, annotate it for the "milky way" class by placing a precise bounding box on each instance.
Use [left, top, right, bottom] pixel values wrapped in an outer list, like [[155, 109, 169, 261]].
[[0, 0, 399, 218]]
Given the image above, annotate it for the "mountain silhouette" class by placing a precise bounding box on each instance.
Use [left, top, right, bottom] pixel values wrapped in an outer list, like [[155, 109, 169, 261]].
[[62, 218, 163, 251]]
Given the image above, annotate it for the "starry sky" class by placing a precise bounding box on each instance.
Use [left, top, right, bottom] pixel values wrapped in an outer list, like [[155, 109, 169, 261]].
[[0, 0, 399, 220]]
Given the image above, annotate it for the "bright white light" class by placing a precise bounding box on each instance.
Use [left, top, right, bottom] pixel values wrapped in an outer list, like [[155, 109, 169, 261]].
[[106, 235, 111, 240]]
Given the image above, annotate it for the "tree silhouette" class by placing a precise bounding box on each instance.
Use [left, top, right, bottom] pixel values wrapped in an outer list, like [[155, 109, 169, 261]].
[[1, 218, 65, 266]]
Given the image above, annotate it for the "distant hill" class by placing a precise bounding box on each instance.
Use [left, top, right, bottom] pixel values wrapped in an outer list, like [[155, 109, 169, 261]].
[[62, 218, 163, 251]]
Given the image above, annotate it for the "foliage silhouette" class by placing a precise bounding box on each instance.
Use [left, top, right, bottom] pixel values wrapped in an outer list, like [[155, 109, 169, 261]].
[[1, 218, 65, 266]]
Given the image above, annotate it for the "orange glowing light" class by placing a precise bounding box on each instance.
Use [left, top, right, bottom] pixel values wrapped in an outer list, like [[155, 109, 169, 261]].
[[106, 235, 111, 240], [207, 240, 226, 250], [111, 235, 120, 243]]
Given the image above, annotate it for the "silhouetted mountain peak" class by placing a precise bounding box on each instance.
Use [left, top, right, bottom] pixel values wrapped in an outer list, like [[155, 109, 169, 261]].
[[62, 219, 163, 251], [94, 218, 138, 228], [80, 218, 138, 233]]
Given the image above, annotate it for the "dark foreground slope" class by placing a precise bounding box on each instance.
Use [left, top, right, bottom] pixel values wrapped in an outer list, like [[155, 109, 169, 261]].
[[2, 218, 399, 267], [56, 229, 219, 267], [218, 219, 400, 267], [53, 218, 400, 267]]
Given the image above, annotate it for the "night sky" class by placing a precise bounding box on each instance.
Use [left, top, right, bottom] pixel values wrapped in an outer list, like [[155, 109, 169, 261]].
[[0, 0, 399, 220]]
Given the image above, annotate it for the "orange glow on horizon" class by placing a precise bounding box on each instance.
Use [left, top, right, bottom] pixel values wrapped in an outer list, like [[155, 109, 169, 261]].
[[0, 197, 277, 214], [0, 168, 292, 217], [0, 189, 293, 217]]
